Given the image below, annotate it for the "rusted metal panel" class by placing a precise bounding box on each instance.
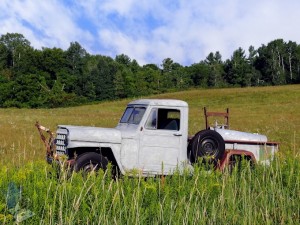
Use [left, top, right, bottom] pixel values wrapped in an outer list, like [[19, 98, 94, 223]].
[[224, 140, 279, 165], [218, 149, 256, 171], [35, 122, 54, 158]]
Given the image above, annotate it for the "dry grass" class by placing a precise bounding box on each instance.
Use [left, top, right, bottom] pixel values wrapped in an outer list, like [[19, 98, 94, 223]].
[[0, 85, 299, 166]]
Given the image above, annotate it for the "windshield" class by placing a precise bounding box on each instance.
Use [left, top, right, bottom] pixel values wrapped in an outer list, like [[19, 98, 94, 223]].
[[120, 106, 146, 124]]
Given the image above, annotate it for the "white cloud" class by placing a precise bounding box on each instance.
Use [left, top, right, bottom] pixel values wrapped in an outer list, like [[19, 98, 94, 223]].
[[1, 0, 300, 65], [0, 0, 93, 50]]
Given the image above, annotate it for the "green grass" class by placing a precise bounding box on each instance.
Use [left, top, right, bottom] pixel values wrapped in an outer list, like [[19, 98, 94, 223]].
[[0, 85, 299, 224], [0, 158, 299, 224]]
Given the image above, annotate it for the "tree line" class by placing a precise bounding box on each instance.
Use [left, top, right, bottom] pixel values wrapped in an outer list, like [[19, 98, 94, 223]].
[[0, 33, 299, 108]]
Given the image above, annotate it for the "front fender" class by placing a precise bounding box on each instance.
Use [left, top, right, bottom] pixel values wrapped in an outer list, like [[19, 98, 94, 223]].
[[67, 142, 125, 175]]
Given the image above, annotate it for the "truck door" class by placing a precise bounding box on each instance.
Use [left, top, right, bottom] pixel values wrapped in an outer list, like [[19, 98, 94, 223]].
[[139, 108, 182, 175]]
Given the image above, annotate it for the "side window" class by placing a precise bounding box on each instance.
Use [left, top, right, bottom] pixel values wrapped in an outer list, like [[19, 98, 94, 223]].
[[145, 108, 180, 131]]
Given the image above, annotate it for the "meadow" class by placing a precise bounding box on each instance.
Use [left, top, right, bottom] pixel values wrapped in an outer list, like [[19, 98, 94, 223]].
[[0, 85, 299, 224]]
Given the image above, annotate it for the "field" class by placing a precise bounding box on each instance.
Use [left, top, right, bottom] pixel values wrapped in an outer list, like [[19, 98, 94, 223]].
[[0, 85, 299, 224]]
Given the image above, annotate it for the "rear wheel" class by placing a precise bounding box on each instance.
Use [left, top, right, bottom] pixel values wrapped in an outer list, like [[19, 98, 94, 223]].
[[189, 130, 225, 165], [74, 152, 108, 173]]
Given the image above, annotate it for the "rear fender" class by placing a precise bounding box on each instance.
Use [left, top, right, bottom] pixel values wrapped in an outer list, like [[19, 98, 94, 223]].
[[218, 149, 256, 171]]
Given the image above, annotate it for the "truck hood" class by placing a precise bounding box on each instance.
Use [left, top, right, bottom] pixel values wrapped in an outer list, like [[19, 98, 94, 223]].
[[58, 125, 122, 144]]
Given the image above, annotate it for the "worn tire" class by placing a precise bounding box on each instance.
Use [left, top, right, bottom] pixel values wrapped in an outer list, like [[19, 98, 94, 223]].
[[74, 152, 108, 173], [189, 130, 225, 165]]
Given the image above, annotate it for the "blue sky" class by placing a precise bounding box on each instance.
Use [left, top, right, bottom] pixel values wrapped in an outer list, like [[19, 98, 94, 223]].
[[1, 0, 299, 66]]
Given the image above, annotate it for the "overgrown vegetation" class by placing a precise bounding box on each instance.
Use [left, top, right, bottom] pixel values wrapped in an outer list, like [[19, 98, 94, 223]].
[[0, 156, 299, 224], [0, 85, 299, 224], [0, 33, 300, 108]]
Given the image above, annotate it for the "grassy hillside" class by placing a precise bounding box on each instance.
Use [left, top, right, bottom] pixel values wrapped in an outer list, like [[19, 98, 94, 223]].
[[0, 85, 299, 224], [0, 85, 299, 166]]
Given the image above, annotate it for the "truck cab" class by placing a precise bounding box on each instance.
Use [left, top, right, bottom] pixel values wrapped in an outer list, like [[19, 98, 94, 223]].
[[116, 99, 189, 175]]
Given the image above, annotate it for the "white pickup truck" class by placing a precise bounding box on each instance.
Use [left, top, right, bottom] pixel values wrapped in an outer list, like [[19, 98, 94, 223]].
[[36, 99, 279, 175]]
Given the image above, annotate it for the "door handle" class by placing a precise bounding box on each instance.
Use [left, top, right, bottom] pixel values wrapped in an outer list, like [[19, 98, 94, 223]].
[[173, 133, 182, 136]]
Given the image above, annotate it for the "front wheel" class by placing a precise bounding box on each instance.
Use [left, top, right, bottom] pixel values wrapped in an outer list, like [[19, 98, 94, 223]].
[[189, 130, 225, 165], [74, 152, 108, 173]]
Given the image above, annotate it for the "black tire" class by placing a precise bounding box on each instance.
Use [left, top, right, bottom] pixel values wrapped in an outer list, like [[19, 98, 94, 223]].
[[74, 152, 108, 173], [189, 130, 225, 165]]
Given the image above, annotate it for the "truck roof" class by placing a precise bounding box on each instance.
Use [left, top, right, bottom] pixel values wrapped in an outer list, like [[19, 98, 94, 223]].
[[128, 99, 188, 107]]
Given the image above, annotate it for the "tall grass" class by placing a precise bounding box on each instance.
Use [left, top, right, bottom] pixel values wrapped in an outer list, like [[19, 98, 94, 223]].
[[0, 157, 299, 224], [0, 85, 299, 224]]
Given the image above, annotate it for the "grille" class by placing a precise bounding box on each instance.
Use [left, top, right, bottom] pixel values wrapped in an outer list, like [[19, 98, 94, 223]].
[[55, 128, 68, 155]]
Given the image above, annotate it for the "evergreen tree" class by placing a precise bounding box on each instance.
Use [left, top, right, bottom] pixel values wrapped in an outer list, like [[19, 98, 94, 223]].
[[224, 47, 252, 87], [247, 45, 261, 86], [205, 52, 225, 87], [188, 62, 210, 87], [65, 42, 87, 94]]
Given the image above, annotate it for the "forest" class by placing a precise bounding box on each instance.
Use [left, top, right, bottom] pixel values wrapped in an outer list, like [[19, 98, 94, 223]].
[[0, 33, 299, 108]]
